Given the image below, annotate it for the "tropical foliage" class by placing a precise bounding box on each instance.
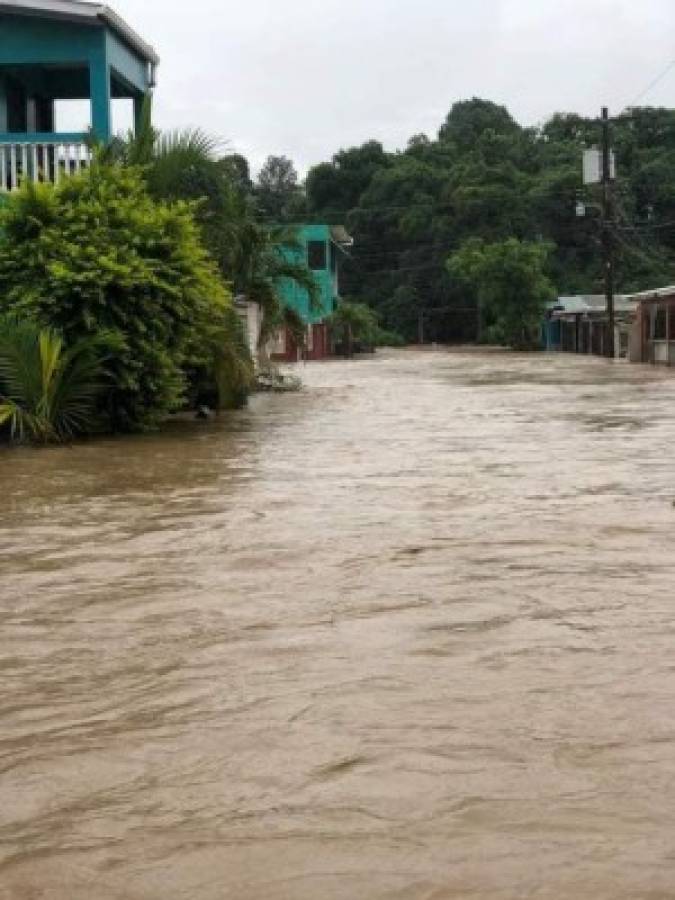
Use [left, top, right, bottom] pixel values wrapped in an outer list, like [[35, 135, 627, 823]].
[[447, 239, 556, 349], [304, 99, 675, 342], [0, 166, 236, 432], [327, 301, 379, 356], [0, 317, 110, 442], [111, 107, 319, 350]]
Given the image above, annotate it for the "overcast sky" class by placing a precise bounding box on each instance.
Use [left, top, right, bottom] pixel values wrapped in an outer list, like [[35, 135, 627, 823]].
[[108, 0, 675, 175]]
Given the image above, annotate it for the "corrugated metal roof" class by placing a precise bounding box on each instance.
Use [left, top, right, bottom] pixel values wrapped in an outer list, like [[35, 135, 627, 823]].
[[551, 294, 637, 320], [0, 0, 159, 64], [629, 285, 675, 303]]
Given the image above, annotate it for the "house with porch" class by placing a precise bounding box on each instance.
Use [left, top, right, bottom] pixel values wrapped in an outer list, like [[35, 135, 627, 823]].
[[271, 223, 353, 362], [0, 0, 158, 190]]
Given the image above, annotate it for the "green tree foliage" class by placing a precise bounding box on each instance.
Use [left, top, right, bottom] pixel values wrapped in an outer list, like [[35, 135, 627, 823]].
[[447, 238, 556, 349], [0, 167, 234, 431], [0, 316, 110, 442], [327, 301, 380, 356], [256, 155, 302, 221], [305, 99, 675, 343]]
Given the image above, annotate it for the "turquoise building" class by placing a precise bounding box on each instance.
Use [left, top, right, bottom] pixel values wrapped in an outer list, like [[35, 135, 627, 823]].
[[273, 224, 353, 360], [278, 223, 352, 323], [0, 0, 158, 189]]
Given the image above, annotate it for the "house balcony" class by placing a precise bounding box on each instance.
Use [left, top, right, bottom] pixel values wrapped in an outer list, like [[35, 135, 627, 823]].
[[0, 133, 91, 191]]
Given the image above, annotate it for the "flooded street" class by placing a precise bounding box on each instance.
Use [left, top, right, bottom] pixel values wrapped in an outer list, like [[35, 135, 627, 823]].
[[3, 348, 675, 899]]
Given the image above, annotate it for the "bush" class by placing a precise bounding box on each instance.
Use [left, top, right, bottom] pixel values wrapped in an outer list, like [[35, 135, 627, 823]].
[[0, 165, 240, 431], [0, 316, 111, 443]]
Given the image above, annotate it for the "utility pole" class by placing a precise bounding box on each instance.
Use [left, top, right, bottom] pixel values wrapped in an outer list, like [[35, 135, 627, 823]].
[[601, 106, 615, 359]]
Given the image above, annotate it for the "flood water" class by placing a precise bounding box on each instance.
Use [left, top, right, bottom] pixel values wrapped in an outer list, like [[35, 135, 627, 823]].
[[2, 348, 675, 899]]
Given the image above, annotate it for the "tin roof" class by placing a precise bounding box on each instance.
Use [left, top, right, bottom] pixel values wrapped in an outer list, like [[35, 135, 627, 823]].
[[0, 0, 159, 64], [629, 285, 675, 303], [550, 294, 637, 320]]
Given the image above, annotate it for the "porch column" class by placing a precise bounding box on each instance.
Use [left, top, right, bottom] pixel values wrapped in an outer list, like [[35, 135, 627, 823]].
[[89, 57, 111, 142], [0, 76, 7, 133], [133, 93, 147, 137]]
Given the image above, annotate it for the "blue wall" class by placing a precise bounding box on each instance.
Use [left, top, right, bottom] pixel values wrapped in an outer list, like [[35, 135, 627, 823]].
[[278, 224, 340, 325]]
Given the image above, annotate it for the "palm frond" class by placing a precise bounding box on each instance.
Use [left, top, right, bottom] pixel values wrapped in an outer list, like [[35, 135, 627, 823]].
[[0, 316, 108, 443]]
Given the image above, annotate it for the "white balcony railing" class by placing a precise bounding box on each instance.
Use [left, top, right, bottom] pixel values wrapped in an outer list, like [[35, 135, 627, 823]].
[[0, 141, 92, 192]]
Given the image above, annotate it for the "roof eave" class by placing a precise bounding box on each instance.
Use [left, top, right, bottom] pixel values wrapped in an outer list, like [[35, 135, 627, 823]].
[[99, 5, 160, 65], [0, 1, 159, 66]]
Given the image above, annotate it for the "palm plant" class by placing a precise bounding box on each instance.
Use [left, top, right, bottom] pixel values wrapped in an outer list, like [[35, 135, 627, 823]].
[[105, 101, 318, 366], [232, 221, 320, 351], [0, 317, 109, 443], [327, 302, 379, 357]]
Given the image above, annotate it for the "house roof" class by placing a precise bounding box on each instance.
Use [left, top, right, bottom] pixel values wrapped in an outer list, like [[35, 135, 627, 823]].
[[0, 0, 160, 65], [330, 225, 354, 251], [630, 285, 675, 303], [551, 294, 636, 319]]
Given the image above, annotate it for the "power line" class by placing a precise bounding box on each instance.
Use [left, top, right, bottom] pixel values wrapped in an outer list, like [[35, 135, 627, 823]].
[[625, 55, 675, 109]]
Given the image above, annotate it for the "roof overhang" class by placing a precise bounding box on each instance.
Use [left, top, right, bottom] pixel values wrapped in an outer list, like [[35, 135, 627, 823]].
[[630, 285, 675, 304], [0, 0, 160, 65], [330, 225, 354, 254]]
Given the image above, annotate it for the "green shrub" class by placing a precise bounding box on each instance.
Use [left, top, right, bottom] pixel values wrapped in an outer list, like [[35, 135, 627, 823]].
[[0, 165, 237, 431]]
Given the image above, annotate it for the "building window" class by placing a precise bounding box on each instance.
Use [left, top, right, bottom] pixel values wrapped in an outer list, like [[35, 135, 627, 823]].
[[654, 307, 667, 340], [330, 243, 337, 273], [307, 241, 327, 270]]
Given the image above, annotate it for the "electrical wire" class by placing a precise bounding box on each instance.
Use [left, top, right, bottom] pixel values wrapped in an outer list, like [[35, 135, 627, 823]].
[[625, 55, 675, 109]]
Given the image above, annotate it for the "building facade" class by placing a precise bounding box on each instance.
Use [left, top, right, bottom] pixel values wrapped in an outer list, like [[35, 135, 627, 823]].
[[543, 295, 636, 360], [272, 224, 353, 362], [628, 286, 675, 365]]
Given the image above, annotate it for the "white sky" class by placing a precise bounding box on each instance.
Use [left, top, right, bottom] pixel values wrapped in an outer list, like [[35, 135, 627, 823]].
[[104, 0, 675, 174]]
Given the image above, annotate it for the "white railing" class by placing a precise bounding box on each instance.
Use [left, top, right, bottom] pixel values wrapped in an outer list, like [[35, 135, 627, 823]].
[[0, 142, 92, 192]]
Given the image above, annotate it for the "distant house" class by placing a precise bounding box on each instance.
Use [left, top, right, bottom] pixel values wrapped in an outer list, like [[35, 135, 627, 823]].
[[543, 295, 637, 359], [271, 224, 353, 362], [628, 286, 675, 365], [0, 0, 158, 191]]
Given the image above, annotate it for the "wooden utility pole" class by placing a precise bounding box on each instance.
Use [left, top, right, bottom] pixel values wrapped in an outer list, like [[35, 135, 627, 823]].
[[601, 107, 615, 359]]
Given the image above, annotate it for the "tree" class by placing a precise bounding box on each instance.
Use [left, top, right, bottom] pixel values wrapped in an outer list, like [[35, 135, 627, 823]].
[[439, 98, 520, 149], [328, 302, 379, 357], [0, 167, 237, 431], [306, 140, 390, 215], [447, 238, 556, 349], [256, 155, 301, 221]]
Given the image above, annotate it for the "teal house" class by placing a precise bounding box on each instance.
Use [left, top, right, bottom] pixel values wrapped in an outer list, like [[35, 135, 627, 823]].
[[273, 223, 353, 361], [0, 0, 158, 189]]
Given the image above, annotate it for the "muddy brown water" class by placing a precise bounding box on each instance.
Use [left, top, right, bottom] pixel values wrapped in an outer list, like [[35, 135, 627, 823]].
[[2, 348, 675, 900]]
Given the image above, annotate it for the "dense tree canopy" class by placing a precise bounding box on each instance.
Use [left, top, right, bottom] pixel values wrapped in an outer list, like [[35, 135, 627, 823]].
[[448, 238, 556, 349], [303, 98, 675, 343], [256, 154, 303, 221]]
